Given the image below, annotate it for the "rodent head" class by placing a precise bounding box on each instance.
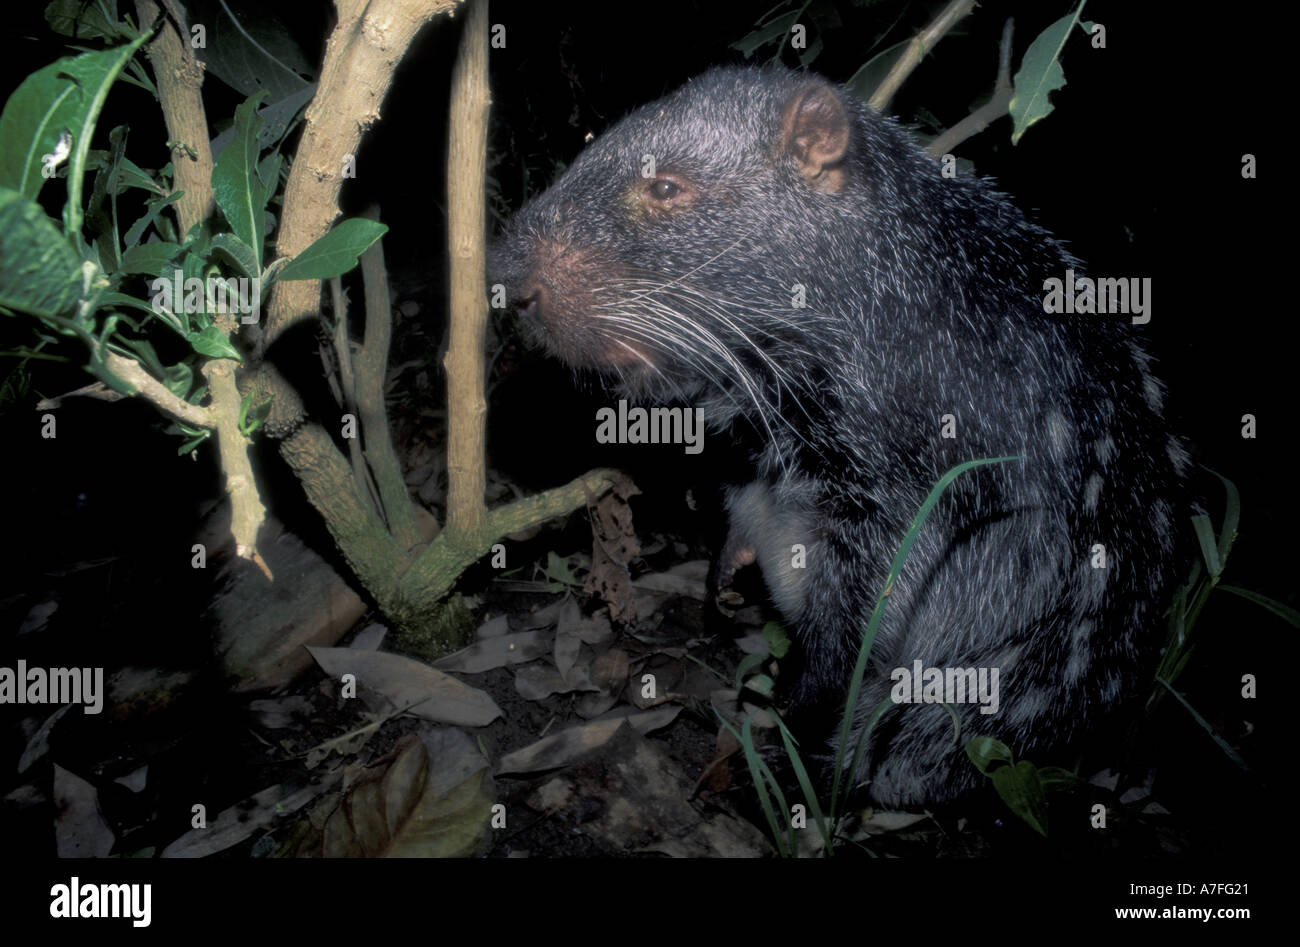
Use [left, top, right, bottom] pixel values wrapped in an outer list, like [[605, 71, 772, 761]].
[[490, 66, 871, 423]]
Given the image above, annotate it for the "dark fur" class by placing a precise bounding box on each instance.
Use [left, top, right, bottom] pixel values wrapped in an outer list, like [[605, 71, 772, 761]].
[[492, 66, 1188, 806]]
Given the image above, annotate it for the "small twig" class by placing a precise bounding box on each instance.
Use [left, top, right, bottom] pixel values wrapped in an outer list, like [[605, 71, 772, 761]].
[[328, 275, 372, 500], [102, 350, 214, 428], [36, 381, 127, 409], [926, 19, 1016, 158], [356, 204, 425, 550], [202, 353, 272, 579], [868, 0, 976, 113]]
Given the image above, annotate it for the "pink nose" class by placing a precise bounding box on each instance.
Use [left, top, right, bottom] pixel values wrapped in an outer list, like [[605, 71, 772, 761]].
[[514, 282, 545, 323]]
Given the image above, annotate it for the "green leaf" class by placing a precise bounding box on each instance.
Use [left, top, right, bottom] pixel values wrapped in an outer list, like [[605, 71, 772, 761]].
[[176, 251, 209, 332], [119, 241, 181, 276], [257, 150, 282, 203], [744, 674, 774, 697], [84, 124, 128, 267], [761, 621, 790, 659], [211, 90, 270, 272], [964, 736, 1014, 775], [278, 218, 388, 281], [831, 455, 1020, 819], [0, 32, 153, 235], [1218, 585, 1300, 628], [259, 255, 289, 291], [187, 325, 241, 360], [121, 58, 157, 99], [59, 34, 155, 236], [0, 187, 83, 317], [318, 729, 493, 858], [45, 0, 126, 42], [1036, 766, 1079, 792], [161, 361, 194, 399], [1191, 514, 1221, 579], [733, 651, 768, 690], [729, 12, 798, 58], [123, 190, 182, 248], [210, 232, 258, 279], [114, 157, 165, 195], [87, 312, 132, 392], [170, 422, 210, 455], [87, 144, 162, 198], [1205, 468, 1241, 567], [1009, 2, 1085, 145], [990, 760, 1049, 836], [728, 713, 791, 857], [539, 550, 580, 589], [770, 713, 833, 853], [210, 84, 314, 160], [238, 391, 273, 436], [1155, 677, 1249, 773], [0, 57, 88, 199], [115, 334, 165, 377], [186, 0, 314, 102], [179, 217, 213, 260]]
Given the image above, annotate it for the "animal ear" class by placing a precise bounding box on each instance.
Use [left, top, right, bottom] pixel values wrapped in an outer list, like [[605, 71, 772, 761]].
[[779, 81, 851, 193]]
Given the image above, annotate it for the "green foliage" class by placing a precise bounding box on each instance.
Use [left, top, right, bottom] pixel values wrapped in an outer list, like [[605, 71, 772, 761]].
[[211, 90, 274, 274], [761, 620, 790, 659], [45, 0, 132, 44], [1009, 2, 1088, 145], [0, 6, 388, 450], [971, 469, 1281, 834], [536, 550, 586, 592], [0, 38, 149, 207], [965, 737, 1049, 836], [1148, 470, 1291, 767], [727, 459, 1281, 847], [238, 391, 273, 437], [722, 457, 1020, 856], [184, 0, 315, 102], [731, 0, 1095, 145], [0, 189, 83, 318], [277, 218, 388, 282]]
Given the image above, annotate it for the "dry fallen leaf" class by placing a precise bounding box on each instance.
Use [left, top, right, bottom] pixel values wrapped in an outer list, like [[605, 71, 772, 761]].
[[430, 630, 552, 674], [161, 775, 341, 858], [320, 728, 494, 857], [53, 764, 114, 857], [475, 614, 510, 638], [528, 723, 768, 857], [19, 704, 72, 774], [495, 707, 681, 775], [307, 646, 501, 727]]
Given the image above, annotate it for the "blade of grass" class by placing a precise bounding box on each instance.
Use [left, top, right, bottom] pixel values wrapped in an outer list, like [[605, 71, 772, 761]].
[[1155, 676, 1249, 772], [829, 456, 1021, 822]]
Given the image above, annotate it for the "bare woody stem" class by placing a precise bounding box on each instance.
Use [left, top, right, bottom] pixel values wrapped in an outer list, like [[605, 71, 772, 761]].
[[926, 19, 1016, 158], [443, 0, 490, 536], [260, 0, 459, 356], [134, 0, 213, 235], [868, 0, 976, 113], [133, 0, 266, 572]]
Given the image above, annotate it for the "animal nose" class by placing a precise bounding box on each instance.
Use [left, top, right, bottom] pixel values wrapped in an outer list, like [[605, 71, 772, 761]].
[[513, 284, 543, 322]]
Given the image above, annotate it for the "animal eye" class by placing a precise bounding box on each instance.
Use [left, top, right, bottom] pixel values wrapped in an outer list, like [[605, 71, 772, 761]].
[[648, 178, 682, 201]]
